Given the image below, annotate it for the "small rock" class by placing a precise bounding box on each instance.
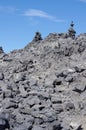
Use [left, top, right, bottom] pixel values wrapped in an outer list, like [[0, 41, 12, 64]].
[[52, 104, 63, 114], [51, 95, 62, 104], [53, 79, 62, 88], [0, 73, 4, 80], [70, 122, 82, 130], [0, 118, 10, 130], [74, 66, 85, 73], [32, 125, 45, 130], [65, 102, 75, 111]]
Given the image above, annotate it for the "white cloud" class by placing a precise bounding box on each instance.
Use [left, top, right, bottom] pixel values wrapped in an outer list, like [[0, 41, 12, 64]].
[[24, 9, 54, 19], [24, 9, 64, 22], [79, 0, 86, 2], [0, 6, 19, 14]]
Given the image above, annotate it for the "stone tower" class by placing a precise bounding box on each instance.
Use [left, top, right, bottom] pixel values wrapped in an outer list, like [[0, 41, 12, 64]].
[[33, 32, 42, 42], [68, 21, 76, 39]]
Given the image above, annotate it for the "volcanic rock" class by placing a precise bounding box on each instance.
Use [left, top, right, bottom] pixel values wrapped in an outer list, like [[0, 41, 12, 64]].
[[0, 33, 86, 129]]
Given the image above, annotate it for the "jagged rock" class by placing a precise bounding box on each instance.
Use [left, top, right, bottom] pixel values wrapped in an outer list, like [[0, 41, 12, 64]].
[[51, 95, 62, 104], [70, 122, 82, 130], [74, 66, 85, 73], [52, 104, 63, 114], [0, 113, 10, 130], [72, 82, 86, 94], [64, 46, 74, 56], [0, 33, 86, 129], [73, 86, 86, 94], [65, 74, 74, 83], [32, 125, 45, 130], [53, 123, 63, 130], [3, 90, 13, 98], [13, 73, 26, 83], [65, 102, 75, 111], [78, 43, 86, 53], [0, 118, 10, 130], [53, 79, 62, 87], [0, 73, 4, 80], [2, 98, 18, 109]]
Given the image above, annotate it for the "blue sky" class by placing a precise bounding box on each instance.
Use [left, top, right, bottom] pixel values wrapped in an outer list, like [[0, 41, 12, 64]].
[[0, 0, 86, 52]]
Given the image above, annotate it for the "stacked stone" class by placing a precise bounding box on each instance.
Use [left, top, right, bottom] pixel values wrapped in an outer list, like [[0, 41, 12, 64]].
[[33, 32, 42, 42], [68, 21, 76, 39], [0, 47, 4, 54]]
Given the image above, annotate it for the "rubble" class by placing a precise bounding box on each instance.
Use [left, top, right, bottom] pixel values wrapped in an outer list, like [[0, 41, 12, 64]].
[[0, 32, 86, 129]]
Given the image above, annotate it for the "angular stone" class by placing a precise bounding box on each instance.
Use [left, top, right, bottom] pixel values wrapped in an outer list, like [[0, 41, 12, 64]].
[[28, 97, 41, 106], [32, 125, 45, 130], [51, 95, 62, 104], [70, 122, 82, 130], [0, 118, 10, 130], [19, 85, 27, 97], [52, 104, 63, 114], [13, 73, 26, 83], [4, 90, 13, 98], [2, 98, 18, 109], [0, 73, 4, 80], [65, 102, 75, 111], [73, 83, 86, 94]]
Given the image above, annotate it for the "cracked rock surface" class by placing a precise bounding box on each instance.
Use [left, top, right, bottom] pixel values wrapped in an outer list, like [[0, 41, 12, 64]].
[[0, 33, 86, 130]]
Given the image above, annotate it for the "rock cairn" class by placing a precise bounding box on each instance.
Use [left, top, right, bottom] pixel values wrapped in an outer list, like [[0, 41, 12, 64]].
[[0, 46, 4, 54], [68, 21, 76, 39], [33, 32, 43, 42]]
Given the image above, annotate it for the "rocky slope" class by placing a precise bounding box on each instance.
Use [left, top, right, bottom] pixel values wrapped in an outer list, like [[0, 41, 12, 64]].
[[0, 33, 86, 130]]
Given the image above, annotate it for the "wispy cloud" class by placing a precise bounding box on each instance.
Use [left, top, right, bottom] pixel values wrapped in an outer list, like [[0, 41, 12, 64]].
[[24, 9, 64, 22], [79, 0, 86, 2], [0, 6, 19, 14]]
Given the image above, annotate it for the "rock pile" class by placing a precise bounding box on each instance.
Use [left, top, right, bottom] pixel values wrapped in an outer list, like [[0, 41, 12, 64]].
[[0, 32, 86, 130], [68, 21, 76, 39], [33, 32, 43, 42]]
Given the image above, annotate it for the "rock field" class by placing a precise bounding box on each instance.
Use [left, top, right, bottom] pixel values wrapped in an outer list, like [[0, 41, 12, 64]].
[[0, 33, 86, 130]]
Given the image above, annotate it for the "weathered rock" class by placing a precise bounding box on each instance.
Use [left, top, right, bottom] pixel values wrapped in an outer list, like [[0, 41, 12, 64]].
[[70, 122, 82, 130], [13, 73, 26, 83], [73, 83, 86, 94], [0, 33, 86, 129], [51, 95, 62, 104], [2, 98, 18, 109], [0, 112, 10, 130], [0, 73, 4, 80], [52, 104, 63, 114], [0, 118, 10, 130], [32, 125, 45, 130], [65, 102, 75, 111], [53, 79, 62, 87]]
